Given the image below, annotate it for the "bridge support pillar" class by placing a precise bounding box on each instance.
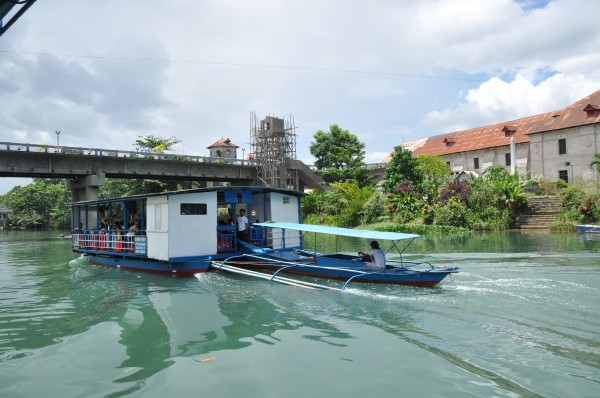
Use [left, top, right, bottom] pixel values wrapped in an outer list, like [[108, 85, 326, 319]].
[[66, 173, 105, 202]]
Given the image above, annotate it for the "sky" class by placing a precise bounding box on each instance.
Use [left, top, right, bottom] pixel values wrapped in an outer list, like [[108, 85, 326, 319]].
[[1, 0, 599, 194]]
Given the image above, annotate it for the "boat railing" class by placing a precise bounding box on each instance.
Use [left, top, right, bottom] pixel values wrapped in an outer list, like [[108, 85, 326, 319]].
[[71, 229, 148, 257], [217, 226, 236, 253], [386, 259, 434, 270]]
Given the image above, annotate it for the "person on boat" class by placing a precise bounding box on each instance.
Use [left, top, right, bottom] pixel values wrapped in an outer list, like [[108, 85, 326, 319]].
[[127, 220, 141, 236], [237, 209, 249, 241], [359, 240, 386, 270]]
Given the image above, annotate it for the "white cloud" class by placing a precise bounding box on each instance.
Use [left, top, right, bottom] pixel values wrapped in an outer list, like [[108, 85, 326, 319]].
[[423, 71, 599, 133]]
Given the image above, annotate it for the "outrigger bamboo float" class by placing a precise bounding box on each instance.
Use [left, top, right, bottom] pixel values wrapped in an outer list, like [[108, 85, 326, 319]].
[[71, 186, 458, 289]]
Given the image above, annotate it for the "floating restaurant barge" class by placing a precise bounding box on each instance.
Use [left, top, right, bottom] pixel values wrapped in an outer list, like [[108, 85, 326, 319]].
[[71, 186, 303, 275]]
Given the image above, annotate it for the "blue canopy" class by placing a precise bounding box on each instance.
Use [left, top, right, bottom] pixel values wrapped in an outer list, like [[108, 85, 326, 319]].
[[253, 222, 419, 241]]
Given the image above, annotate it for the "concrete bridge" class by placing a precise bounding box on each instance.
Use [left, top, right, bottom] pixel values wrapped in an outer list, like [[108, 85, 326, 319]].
[[0, 142, 325, 201]]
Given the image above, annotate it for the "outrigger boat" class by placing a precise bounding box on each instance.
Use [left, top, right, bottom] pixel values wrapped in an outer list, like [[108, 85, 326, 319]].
[[575, 224, 600, 234], [217, 222, 459, 288], [71, 186, 457, 288]]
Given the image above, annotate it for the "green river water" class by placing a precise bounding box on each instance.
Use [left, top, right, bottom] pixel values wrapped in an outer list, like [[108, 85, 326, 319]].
[[0, 230, 599, 398]]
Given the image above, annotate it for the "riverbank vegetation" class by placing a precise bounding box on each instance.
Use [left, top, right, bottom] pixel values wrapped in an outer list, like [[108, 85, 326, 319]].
[[305, 136, 600, 232], [546, 179, 600, 231]]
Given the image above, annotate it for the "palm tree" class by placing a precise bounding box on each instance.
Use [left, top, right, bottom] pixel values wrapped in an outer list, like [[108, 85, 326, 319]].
[[591, 153, 600, 173]]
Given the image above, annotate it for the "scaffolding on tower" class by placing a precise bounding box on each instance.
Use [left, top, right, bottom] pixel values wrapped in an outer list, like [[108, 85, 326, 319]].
[[250, 112, 298, 190]]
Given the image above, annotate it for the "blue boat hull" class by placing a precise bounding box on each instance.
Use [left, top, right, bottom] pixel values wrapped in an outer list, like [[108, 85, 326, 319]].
[[85, 254, 211, 276], [575, 225, 600, 233], [235, 249, 458, 287]]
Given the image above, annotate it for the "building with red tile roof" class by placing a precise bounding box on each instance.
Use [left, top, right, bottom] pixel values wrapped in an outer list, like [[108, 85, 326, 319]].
[[207, 138, 239, 159], [383, 89, 600, 182]]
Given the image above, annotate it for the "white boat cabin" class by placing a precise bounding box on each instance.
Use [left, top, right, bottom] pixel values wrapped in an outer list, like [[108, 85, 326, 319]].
[[71, 187, 303, 262]]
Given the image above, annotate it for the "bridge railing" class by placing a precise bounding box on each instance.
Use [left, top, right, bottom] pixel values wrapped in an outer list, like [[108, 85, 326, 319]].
[[0, 141, 258, 167]]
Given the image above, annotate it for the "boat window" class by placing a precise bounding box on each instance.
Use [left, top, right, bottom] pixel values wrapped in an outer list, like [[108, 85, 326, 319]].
[[180, 203, 207, 215], [283, 196, 290, 204]]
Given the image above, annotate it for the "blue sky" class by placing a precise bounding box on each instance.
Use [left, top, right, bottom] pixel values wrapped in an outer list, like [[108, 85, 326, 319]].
[[1, 0, 599, 194]]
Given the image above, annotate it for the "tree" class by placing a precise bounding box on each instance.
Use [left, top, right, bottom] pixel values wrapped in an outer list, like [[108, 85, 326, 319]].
[[100, 178, 194, 199], [416, 154, 451, 203], [309, 125, 369, 185], [134, 134, 181, 153], [480, 166, 536, 209], [382, 146, 424, 193], [2, 179, 70, 229]]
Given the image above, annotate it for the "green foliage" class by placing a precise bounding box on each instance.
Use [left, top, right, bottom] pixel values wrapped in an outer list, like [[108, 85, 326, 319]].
[[416, 154, 451, 203], [100, 178, 195, 199], [365, 221, 467, 235], [433, 196, 469, 228], [560, 183, 587, 209], [309, 125, 368, 185], [534, 178, 562, 196], [382, 146, 424, 192], [134, 134, 181, 153], [550, 209, 582, 231], [439, 180, 471, 204], [361, 192, 389, 224], [480, 166, 536, 209], [2, 179, 70, 229], [466, 206, 512, 230], [301, 182, 373, 227], [578, 196, 600, 223], [416, 154, 451, 181], [590, 153, 600, 173]]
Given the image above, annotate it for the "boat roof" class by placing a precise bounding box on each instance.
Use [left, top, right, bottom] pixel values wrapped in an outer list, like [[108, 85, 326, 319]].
[[253, 222, 419, 241], [73, 186, 304, 205]]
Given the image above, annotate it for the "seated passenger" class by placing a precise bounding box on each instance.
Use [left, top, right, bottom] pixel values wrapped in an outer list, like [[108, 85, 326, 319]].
[[358, 240, 386, 270]]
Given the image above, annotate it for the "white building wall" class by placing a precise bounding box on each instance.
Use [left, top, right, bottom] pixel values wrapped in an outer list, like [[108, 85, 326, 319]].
[[529, 124, 599, 182], [444, 144, 529, 177]]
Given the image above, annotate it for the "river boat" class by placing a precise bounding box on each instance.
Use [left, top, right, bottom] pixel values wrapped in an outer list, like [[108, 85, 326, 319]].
[[71, 186, 458, 288], [575, 224, 600, 234], [71, 186, 304, 275], [217, 222, 459, 288]]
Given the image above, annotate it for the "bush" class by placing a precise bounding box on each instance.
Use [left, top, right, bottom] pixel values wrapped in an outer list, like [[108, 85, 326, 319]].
[[560, 184, 586, 209], [361, 192, 389, 224], [440, 180, 471, 204], [549, 209, 582, 231], [433, 197, 469, 228], [466, 206, 512, 230], [366, 222, 467, 235], [535, 179, 561, 196]]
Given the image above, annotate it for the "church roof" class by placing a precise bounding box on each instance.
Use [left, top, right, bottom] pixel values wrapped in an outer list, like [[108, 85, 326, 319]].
[[207, 138, 239, 149]]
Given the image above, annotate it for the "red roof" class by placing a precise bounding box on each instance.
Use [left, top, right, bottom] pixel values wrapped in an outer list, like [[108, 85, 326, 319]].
[[382, 89, 600, 162], [207, 138, 239, 149]]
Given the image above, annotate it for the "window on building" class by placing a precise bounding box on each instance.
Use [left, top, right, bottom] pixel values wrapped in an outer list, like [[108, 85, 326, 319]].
[[473, 158, 480, 169], [505, 153, 511, 166], [502, 126, 516, 137], [583, 104, 600, 119], [558, 138, 567, 155], [180, 203, 207, 215], [558, 170, 568, 183]]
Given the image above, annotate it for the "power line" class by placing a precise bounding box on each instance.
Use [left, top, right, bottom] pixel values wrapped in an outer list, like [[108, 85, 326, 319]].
[[0, 49, 595, 89], [0, 48, 493, 84]]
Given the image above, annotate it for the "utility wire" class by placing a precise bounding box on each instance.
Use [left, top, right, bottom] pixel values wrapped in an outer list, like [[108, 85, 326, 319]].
[[0, 49, 594, 89]]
